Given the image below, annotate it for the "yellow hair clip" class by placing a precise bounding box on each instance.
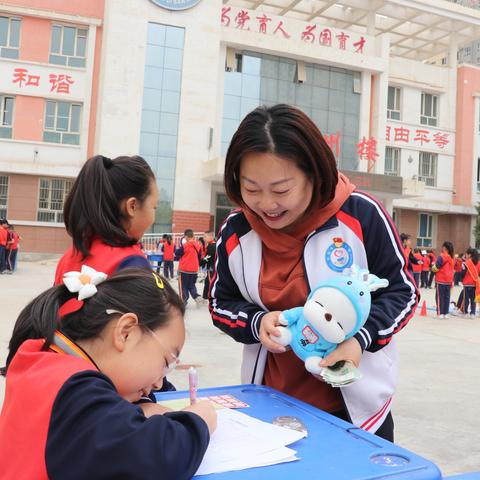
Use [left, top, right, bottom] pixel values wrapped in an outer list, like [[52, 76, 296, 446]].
[[152, 272, 164, 289]]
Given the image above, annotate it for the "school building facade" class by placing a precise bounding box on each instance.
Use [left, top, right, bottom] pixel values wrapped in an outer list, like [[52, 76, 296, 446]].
[[1, 0, 480, 253]]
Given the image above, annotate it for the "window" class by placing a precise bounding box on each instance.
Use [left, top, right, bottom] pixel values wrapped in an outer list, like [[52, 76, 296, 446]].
[[0, 175, 8, 219], [464, 46, 471, 57], [37, 178, 73, 223], [420, 92, 438, 126], [418, 151, 437, 187], [417, 213, 434, 247], [385, 147, 400, 176], [43, 101, 81, 145], [0, 95, 14, 139], [441, 57, 447, 65], [0, 16, 20, 59], [49, 24, 87, 68], [387, 86, 401, 120]]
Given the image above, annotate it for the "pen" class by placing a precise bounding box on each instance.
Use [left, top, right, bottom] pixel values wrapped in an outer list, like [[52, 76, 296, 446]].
[[188, 366, 198, 405]]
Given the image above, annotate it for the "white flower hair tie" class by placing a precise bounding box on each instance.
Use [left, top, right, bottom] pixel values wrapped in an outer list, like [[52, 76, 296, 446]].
[[63, 265, 108, 301]]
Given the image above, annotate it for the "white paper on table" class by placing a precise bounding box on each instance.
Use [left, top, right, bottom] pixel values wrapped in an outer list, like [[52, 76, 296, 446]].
[[194, 409, 306, 476]]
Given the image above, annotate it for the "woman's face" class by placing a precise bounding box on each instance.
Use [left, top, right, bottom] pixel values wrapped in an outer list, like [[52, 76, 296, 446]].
[[239, 152, 313, 231]]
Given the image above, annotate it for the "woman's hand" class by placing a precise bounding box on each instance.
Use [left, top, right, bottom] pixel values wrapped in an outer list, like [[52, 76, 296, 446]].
[[259, 311, 288, 354], [319, 337, 362, 368]]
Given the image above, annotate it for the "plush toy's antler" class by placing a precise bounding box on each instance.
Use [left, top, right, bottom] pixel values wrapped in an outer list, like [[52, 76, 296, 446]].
[[342, 264, 389, 292]]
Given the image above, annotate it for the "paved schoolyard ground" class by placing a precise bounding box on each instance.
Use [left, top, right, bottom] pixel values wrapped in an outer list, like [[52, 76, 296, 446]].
[[1, 259, 479, 476]]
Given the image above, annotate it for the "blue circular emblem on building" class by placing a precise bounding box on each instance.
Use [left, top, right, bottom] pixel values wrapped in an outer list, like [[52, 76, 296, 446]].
[[150, 0, 202, 10], [325, 237, 353, 272]]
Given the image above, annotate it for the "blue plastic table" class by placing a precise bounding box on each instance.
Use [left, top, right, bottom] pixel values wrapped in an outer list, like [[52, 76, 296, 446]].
[[146, 253, 163, 269], [155, 384, 442, 479]]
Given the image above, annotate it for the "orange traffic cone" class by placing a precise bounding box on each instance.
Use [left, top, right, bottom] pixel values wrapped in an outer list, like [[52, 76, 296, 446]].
[[419, 300, 427, 317]]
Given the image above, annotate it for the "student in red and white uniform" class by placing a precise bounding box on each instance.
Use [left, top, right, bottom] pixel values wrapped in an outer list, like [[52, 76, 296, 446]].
[[0, 268, 216, 479], [420, 250, 430, 288], [210, 105, 418, 442], [162, 234, 175, 279], [460, 247, 480, 317], [0, 219, 8, 274], [6, 224, 20, 273], [177, 229, 203, 307], [412, 248, 423, 287], [432, 241, 454, 318], [54, 155, 174, 391]]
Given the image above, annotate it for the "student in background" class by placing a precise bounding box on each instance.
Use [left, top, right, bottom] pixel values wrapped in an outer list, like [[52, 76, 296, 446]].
[[427, 249, 437, 289], [0, 219, 8, 274], [177, 229, 203, 307], [211, 104, 418, 441], [433, 241, 454, 319], [412, 248, 423, 287], [6, 224, 20, 273], [460, 247, 480, 318], [201, 231, 216, 300], [453, 253, 463, 286], [0, 268, 216, 479], [162, 234, 175, 280], [420, 250, 430, 288], [400, 233, 422, 281]]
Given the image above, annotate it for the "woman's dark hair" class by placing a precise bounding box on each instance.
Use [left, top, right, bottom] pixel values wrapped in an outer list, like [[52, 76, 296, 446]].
[[442, 241, 454, 258], [467, 247, 479, 264], [166, 235, 173, 245], [64, 155, 155, 258], [2, 268, 184, 374], [224, 104, 338, 211]]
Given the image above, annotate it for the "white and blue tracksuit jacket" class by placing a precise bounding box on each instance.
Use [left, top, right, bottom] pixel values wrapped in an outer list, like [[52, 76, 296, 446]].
[[209, 190, 419, 433]]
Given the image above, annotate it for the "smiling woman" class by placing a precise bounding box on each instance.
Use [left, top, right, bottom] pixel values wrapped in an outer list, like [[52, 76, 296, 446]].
[[210, 104, 420, 443]]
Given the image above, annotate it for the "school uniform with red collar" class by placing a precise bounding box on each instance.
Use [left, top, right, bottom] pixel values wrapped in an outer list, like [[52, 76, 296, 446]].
[[210, 177, 418, 434], [0, 332, 209, 480], [55, 236, 151, 285]]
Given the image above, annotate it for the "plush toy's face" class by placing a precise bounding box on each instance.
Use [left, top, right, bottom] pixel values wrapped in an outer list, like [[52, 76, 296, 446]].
[[303, 287, 357, 344]]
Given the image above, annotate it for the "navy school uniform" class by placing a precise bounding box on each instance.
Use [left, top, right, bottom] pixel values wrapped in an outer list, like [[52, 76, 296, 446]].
[[0, 333, 209, 480]]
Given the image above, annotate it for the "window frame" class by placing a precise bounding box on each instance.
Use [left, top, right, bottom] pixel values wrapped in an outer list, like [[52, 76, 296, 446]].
[[0, 15, 21, 59], [418, 151, 438, 187], [417, 213, 434, 248], [49, 23, 87, 68], [420, 92, 438, 127], [477, 157, 480, 193], [0, 94, 14, 139], [0, 174, 8, 219], [384, 146, 401, 176], [387, 86, 401, 120], [37, 177, 73, 223], [43, 100, 82, 145]]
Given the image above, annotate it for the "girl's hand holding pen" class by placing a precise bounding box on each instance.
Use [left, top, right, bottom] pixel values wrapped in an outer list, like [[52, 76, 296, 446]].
[[183, 401, 218, 434]]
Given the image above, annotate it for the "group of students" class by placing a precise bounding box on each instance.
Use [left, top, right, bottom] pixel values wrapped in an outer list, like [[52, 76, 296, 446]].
[[0, 219, 20, 274], [402, 232, 480, 318], [153, 229, 216, 307], [1, 105, 422, 478]]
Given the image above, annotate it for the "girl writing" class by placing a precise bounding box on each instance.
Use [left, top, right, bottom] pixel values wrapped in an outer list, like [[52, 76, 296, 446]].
[[210, 104, 418, 441], [0, 268, 216, 479]]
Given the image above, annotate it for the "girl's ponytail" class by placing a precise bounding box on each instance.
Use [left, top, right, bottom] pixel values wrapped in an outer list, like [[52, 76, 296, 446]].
[[64, 155, 155, 258], [2, 285, 73, 374]]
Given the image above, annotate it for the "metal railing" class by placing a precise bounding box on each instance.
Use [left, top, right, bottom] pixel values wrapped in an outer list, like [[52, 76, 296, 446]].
[[141, 232, 205, 253]]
